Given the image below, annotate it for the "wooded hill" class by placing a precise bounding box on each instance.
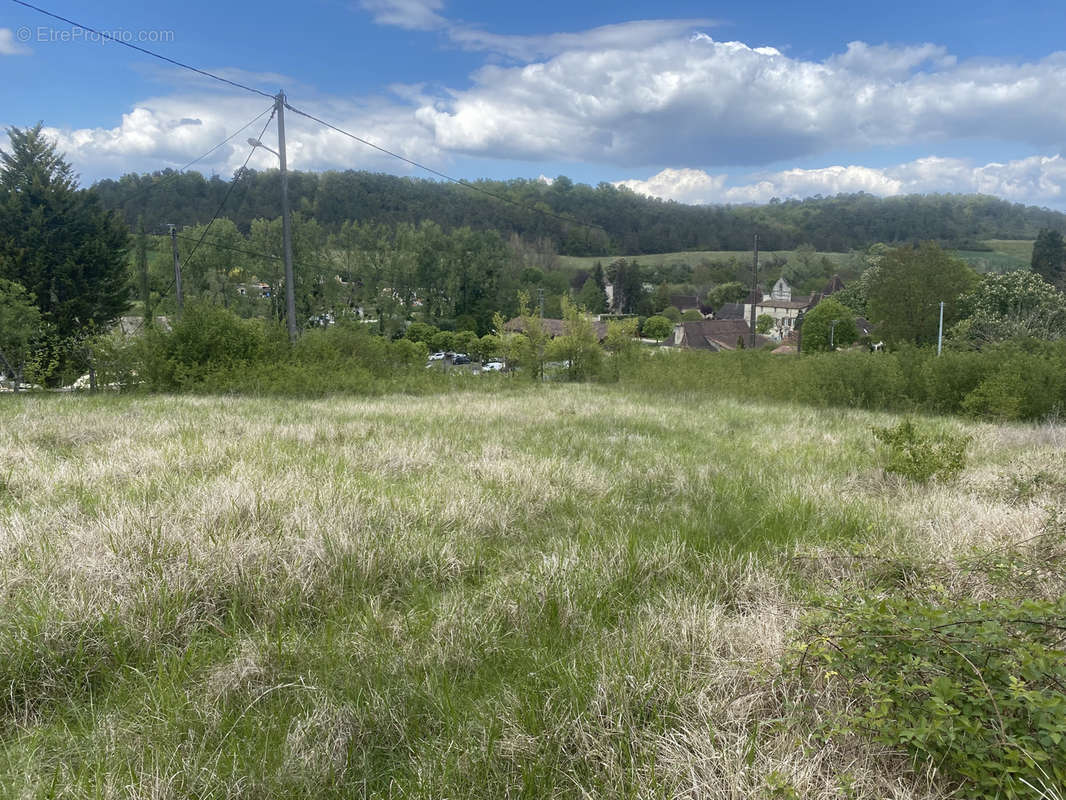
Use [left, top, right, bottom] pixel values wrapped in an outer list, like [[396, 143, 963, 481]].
[[91, 169, 1066, 256]]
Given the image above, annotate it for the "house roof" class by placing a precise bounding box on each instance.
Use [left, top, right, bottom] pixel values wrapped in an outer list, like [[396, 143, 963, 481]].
[[715, 302, 746, 320], [669, 294, 699, 311], [822, 274, 846, 295], [756, 296, 816, 310], [504, 317, 608, 340], [678, 319, 771, 351]]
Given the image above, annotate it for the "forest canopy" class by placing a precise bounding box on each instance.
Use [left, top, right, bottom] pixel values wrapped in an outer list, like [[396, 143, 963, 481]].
[[91, 169, 1066, 257]]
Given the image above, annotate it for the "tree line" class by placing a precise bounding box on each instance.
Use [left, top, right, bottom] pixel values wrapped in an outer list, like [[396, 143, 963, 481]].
[[92, 168, 1066, 256], [4, 121, 1066, 395]]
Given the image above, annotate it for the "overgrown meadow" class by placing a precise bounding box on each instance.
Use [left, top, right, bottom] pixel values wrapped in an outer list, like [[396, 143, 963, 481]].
[[1, 386, 1063, 798]]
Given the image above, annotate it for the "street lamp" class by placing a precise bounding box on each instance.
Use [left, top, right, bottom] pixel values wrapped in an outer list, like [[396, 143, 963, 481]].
[[829, 318, 840, 350], [247, 137, 278, 157]]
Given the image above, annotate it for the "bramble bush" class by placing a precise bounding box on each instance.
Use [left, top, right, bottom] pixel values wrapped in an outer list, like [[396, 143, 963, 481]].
[[796, 594, 1066, 798], [871, 418, 970, 483]]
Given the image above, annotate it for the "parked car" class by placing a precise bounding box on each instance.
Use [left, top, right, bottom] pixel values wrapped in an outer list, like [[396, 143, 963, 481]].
[[428, 352, 446, 361], [482, 361, 505, 372], [453, 354, 471, 365]]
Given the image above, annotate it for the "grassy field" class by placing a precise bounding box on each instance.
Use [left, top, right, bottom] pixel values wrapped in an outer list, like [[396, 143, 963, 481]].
[[956, 240, 1034, 273], [560, 240, 1034, 275], [1, 387, 1063, 798], [558, 250, 855, 272]]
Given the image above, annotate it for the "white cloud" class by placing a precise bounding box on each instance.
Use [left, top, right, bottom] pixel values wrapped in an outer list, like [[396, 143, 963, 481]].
[[409, 34, 1066, 167], [616, 154, 1066, 206], [29, 14, 1066, 211], [41, 94, 444, 184], [359, 0, 445, 31], [828, 41, 955, 78], [0, 28, 31, 55], [447, 19, 715, 61], [356, 0, 712, 60]]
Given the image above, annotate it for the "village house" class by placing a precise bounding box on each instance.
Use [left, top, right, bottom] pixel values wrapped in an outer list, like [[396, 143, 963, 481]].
[[504, 317, 609, 340], [670, 319, 773, 351], [668, 294, 713, 318], [735, 274, 848, 341]]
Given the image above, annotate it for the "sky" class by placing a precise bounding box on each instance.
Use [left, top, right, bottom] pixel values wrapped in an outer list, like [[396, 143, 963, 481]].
[[3, 0, 1066, 208]]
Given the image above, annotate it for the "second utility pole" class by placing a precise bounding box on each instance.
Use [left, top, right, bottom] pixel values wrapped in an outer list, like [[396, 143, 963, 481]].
[[277, 91, 298, 343], [168, 223, 184, 317], [748, 232, 759, 348]]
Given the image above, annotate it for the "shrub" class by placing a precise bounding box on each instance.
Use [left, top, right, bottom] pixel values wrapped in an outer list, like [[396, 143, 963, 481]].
[[140, 303, 278, 390], [404, 321, 439, 345], [641, 315, 673, 341], [922, 350, 990, 414], [795, 350, 905, 410], [872, 418, 969, 483], [796, 594, 1066, 797]]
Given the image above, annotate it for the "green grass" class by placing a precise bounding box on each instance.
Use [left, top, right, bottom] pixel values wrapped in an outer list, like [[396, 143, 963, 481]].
[[561, 241, 1036, 277], [982, 239, 1035, 261], [0, 387, 1062, 798], [558, 249, 855, 271]]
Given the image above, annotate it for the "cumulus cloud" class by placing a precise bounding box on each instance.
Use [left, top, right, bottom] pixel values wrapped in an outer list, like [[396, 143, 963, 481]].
[[615, 154, 1066, 206], [411, 34, 1066, 166], [30, 12, 1066, 210], [0, 27, 31, 55], [828, 41, 956, 78], [42, 94, 444, 184]]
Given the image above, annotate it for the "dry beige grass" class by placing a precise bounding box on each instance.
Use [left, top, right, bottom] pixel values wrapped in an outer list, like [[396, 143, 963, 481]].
[[0, 389, 1061, 798]]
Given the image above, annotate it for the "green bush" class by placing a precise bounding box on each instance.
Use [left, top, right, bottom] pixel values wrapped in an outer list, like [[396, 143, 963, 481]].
[[872, 418, 970, 483], [140, 303, 280, 390], [960, 342, 1066, 422], [922, 350, 989, 414], [794, 350, 905, 410], [797, 594, 1066, 797]]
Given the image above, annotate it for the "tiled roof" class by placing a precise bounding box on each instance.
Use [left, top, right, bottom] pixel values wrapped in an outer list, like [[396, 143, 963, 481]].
[[715, 302, 746, 320], [756, 296, 816, 310], [504, 317, 608, 340], [678, 320, 771, 351]]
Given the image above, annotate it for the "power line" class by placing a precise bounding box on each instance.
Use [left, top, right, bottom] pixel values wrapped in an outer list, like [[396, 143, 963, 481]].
[[152, 112, 276, 304], [179, 109, 276, 271], [13, 1, 608, 238], [173, 232, 278, 262], [107, 103, 276, 209], [284, 102, 607, 235], [11, 0, 275, 99]]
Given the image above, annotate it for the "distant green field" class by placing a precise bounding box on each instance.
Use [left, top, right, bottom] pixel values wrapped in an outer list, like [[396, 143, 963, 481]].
[[955, 239, 1034, 273], [562, 241, 1034, 276], [983, 239, 1035, 260], [559, 249, 853, 271]]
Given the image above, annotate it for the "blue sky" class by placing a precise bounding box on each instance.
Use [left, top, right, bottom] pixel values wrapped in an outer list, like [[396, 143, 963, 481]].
[[3, 0, 1066, 207]]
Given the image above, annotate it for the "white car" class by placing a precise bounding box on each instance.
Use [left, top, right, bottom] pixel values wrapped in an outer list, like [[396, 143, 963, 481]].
[[428, 351, 446, 361], [482, 361, 505, 372]]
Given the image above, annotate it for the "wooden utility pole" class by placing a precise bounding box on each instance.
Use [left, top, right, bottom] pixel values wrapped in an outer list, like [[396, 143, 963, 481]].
[[748, 233, 759, 348], [168, 224, 184, 316], [137, 217, 150, 327], [277, 91, 298, 343]]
